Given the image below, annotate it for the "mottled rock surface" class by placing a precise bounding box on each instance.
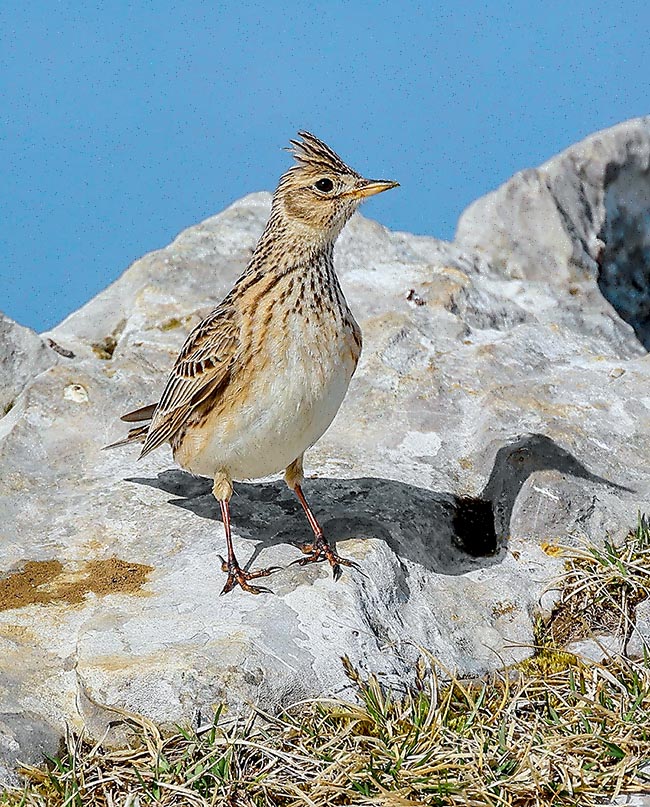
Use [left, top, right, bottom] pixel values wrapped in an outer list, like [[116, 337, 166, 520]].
[[0, 314, 56, 417], [2, 118, 650, 783]]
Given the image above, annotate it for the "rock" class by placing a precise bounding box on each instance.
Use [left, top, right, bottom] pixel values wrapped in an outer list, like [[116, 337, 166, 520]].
[[0, 313, 57, 417], [2, 118, 650, 781], [611, 795, 650, 807], [455, 115, 650, 348], [627, 598, 650, 659], [565, 634, 627, 663]]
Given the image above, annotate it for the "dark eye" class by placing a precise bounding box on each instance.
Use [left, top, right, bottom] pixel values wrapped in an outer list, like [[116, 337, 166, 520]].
[[315, 178, 334, 192]]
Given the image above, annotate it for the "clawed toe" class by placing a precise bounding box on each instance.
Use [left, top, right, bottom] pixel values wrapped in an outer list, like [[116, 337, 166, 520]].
[[218, 556, 279, 595], [221, 578, 272, 595], [290, 552, 318, 567], [292, 541, 359, 580], [329, 554, 361, 580]]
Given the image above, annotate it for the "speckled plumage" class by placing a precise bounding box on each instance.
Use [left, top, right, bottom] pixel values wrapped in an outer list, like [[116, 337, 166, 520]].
[[111, 131, 398, 593]]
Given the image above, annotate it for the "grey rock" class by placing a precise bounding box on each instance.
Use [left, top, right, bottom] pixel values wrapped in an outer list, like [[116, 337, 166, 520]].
[[565, 634, 627, 663], [0, 313, 56, 416], [2, 118, 650, 781], [0, 711, 61, 788], [612, 796, 650, 806], [627, 598, 650, 659], [455, 115, 650, 349]]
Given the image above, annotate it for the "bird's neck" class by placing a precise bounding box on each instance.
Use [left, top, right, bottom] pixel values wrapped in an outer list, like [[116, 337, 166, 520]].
[[246, 210, 337, 277], [227, 212, 350, 325]]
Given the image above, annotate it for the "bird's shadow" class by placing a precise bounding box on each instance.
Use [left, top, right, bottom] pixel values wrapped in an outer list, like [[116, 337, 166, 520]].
[[127, 433, 632, 577]]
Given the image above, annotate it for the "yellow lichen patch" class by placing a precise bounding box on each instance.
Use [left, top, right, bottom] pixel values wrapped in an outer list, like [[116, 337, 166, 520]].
[[540, 541, 564, 557], [160, 317, 184, 331], [0, 558, 152, 611], [0, 560, 63, 610], [91, 335, 118, 360], [492, 600, 517, 619], [76, 558, 152, 599], [0, 623, 35, 641], [487, 390, 590, 421], [91, 319, 125, 359]]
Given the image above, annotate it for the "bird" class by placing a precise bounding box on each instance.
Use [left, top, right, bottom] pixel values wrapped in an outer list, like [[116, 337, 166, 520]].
[[107, 131, 398, 594]]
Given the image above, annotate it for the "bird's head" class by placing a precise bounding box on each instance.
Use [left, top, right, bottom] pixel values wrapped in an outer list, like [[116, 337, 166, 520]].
[[273, 131, 398, 242]]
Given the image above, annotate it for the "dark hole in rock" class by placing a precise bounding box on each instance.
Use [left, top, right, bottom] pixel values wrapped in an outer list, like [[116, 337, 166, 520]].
[[597, 163, 650, 350]]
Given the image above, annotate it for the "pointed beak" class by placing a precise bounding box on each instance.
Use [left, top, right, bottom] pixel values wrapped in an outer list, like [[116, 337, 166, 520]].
[[343, 178, 400, 200]]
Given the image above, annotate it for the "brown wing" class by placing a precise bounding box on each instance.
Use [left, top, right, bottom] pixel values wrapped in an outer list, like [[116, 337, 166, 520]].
[[139, 302, 239, 458]]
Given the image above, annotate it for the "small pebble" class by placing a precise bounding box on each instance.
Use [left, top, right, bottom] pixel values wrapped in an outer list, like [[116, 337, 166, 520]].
[[64, 383, 89, 403]]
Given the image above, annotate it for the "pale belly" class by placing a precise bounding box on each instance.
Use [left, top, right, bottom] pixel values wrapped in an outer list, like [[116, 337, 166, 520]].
[[175, 324, 359, 480]]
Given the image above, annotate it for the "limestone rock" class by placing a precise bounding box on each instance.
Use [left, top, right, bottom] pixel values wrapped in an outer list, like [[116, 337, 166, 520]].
[[2, 118, 650, 781], [627, 598, 650, 659], [0, 313, 56, 417], [455, 115, 650, 348]]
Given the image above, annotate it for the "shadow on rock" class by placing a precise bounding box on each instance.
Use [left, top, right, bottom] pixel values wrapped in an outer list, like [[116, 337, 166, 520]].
[[457, 433, 633, 556], [127, 433, 631, 577]]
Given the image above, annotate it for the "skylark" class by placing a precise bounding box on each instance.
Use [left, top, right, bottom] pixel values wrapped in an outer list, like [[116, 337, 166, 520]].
[[109, 132, 398, 594]]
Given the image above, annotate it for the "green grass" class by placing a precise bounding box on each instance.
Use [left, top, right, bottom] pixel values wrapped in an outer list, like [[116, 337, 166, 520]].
[[3, 518, 650, 806]]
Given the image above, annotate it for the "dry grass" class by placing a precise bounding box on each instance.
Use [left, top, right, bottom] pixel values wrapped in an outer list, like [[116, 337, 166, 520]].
[[3, 519, 650, 807], [545, 514, 650, 650]]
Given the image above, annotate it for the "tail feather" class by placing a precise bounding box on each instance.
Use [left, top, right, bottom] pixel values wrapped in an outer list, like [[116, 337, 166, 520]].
[[105, 401, 162, 453], [103, 423, 150, 450], [121, 403, 157, 423]]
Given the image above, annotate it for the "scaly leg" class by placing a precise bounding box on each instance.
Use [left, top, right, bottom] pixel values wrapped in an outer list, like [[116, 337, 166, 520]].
[[214, 473, 278, 595], [285, 457, 358, 581]]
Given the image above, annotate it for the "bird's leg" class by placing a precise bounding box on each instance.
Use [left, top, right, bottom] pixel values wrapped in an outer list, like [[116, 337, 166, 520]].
[[213, 473, 278, 595], [292, 484, 359, 580], [285, 457, 358, 581]]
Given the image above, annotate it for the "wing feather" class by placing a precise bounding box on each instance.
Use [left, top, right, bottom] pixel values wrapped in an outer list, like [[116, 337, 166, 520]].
[[139, 303, 239, 458]]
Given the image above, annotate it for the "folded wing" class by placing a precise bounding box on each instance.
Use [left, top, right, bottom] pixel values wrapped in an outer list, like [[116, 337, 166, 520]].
[[138, 302, 239, 458]]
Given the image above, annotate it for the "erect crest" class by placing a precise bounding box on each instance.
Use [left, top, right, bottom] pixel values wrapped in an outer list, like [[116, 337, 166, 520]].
[[288, 131, 357, 176]]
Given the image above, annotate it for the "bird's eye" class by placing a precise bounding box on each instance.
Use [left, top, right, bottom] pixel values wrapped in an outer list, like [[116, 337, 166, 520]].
[[315, 178, 334, 192]]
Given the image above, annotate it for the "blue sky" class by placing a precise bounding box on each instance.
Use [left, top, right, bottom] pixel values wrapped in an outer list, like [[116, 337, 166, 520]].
[[2, 1, 649, 332]]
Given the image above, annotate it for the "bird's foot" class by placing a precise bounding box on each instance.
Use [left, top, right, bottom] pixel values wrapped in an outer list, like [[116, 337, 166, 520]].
[[218, 556, 280, 595], [293, 537, 359, 581]]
